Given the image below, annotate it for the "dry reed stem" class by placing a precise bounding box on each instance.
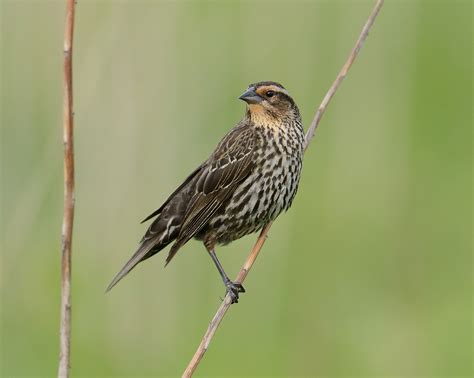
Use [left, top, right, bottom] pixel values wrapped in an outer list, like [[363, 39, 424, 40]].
[[58, 0, 76, 377], [182, 1, 384, 376]]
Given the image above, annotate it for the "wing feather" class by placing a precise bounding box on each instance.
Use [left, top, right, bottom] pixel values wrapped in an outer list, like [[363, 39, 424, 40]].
[[140, 163, 204, 223], [165, 126, 256, 263]]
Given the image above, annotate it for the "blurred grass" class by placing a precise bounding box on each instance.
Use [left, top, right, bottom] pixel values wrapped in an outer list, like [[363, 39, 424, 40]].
[[1, 0, 472, 377]]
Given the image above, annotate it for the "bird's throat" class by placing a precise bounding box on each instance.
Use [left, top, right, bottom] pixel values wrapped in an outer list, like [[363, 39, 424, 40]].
[[247, 104, 280, 127]]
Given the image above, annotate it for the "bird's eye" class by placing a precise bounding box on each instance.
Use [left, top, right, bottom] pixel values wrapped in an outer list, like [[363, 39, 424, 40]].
[[266, 90, 275, 98]]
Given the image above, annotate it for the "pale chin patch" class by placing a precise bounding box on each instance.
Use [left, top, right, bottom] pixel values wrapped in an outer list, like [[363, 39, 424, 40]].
[[248, 104, 281, 132]]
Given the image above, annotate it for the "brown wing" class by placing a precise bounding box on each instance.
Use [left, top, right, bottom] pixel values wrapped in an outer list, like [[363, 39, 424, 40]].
[[106, 164, 205, 292], [165, 125, 256, 264], [140, 163, 205, 224]]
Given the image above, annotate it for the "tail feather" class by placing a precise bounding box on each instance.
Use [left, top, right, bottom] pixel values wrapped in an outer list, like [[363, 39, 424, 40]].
[[107, 175, 195, 292], [164, 239, 186, 267], [106, 237, 171, 292]]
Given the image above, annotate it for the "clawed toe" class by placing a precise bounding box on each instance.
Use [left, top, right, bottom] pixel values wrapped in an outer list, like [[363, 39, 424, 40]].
[[225, 281, 246, 304]]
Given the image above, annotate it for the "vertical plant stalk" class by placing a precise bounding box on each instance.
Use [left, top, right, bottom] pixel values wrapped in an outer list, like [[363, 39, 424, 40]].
[[58, 0, 76, 377], [182, 1, 384, 377]]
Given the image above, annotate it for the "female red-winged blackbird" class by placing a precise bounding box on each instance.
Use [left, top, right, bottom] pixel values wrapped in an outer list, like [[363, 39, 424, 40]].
[[107, 81, 305, 303]]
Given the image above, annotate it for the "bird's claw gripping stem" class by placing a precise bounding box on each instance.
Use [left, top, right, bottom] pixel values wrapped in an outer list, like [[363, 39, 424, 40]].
[[225, 280, 245, 304]]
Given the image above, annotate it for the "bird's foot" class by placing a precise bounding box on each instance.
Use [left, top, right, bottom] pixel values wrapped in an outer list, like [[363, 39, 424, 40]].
[[225, 280, 245, 304]]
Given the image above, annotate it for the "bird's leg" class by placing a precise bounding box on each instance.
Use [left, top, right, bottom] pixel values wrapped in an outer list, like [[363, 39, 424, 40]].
[[206, 247, 245, 304]]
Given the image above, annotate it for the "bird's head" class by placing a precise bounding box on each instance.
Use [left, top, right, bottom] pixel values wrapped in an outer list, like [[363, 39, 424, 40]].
[[239, 81, 298, 123]]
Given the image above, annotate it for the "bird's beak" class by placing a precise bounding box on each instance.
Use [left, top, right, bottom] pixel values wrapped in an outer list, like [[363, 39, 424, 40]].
[[239, 87, 263, 104]]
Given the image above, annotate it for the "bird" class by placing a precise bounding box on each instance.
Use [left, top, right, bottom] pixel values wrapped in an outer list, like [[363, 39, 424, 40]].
[[106, 81, 305, 303]]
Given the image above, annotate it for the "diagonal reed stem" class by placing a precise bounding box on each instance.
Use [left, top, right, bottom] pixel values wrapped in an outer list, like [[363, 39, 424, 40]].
[[182, 1, 384, 377]]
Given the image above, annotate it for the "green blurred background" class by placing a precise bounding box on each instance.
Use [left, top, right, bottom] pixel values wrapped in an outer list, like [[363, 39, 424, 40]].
[[1, 0, 472, 377]]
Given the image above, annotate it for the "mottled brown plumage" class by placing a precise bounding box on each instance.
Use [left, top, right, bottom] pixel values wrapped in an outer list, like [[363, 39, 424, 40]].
[[107, 81, 305, 303]]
